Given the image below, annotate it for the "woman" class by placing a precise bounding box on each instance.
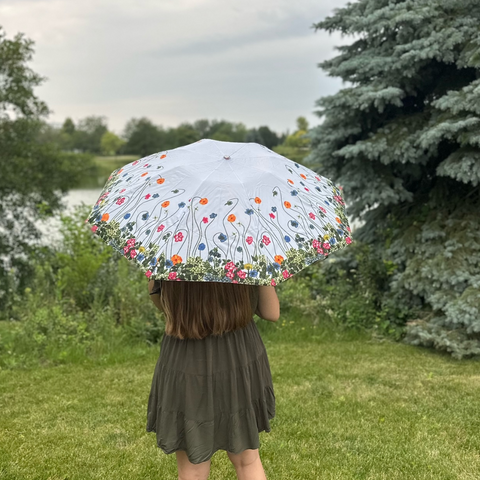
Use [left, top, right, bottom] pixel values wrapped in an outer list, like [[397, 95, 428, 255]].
[[146, 278, 280, 480]]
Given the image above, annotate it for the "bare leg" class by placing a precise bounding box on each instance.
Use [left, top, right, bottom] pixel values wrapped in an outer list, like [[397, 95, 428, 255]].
[[227, 448, 267, 480], [175, 450, 211, 480]]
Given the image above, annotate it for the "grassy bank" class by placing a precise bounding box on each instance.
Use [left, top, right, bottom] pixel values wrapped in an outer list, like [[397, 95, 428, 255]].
[[77, 155, 139, 189], [0, 311, 479, 480]]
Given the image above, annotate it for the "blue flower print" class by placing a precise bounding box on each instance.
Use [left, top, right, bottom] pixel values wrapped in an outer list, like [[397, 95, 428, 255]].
[[142, 213, 149, 220], [273, 262, 281, 270], [237, 246, 243, 252], [245, 209, 254, 215], [210, 213, 217, 219], [153, 193, 159, 198], [165, 260, 173, 268], [219, 233, 227, 242], [294, 163, 300, 168], [291, 190, 298, 196], [271, 206, 277, 212], [249, 270, 258, 277], [150, 257, 157, 265], [291, 221, 298, 228], [179, 202, 185, 208], [285, 235, 291, 242], [137, 254, 145, 262], [198, 243, 206, 251]]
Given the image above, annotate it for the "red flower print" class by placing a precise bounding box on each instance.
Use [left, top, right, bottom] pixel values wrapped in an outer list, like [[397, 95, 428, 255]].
[[145, 270, 152, 278], [127, 238, 136, 247], [132, 160, 139, 166], [116, 197, 125, 205], [312, 239, 320, 249], [346, 237, 352, 244], [305, 188, 309, 192], [271, 279, 276, 286], [262, 235, 271, 246], [225, 261, 236, 271], [130, 249, 137, 258], [120, 189, 126, 193], [269, 213, 275, 219], [237, 270, 246, 279], [309, 212, 315, 220], [246, 236, 253, 245], [226, 271, 234, 279], [316, 248, 324, 255], [168, 272, 177, 280], [123, 246, 129, 255], [157, 225, 165, 232], [282, 270, 290, 279], [202, 217, 209, 223], [91, 225, 98, 233], [174, 232, 184, 242], [319, 206, 327, 214], [347, 226, 351, 232], [145, 194, 151, 200], [322, 242, 331, 250]]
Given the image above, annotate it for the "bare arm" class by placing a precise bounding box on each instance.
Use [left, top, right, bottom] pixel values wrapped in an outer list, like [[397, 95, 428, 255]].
[[255, 286, 280, 322], [148, 279, 163, 312]]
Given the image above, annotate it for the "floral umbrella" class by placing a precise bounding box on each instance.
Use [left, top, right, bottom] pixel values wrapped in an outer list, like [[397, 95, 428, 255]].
[[86, 139, 354, 286]]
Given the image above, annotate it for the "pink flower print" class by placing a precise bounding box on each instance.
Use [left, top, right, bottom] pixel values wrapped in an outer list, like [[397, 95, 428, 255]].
[[309, 212, 316, 220], [246, 236, 253, 245], [271, 279, 276, 286], [116, 197, 125, 205], [144, 163, 149, 167], [168, 272, 177, 280], [132, 160, 139, 166], [232, 280, 238, 284], [315, 176, 320, 181], [225, 261, 236, 271], [91, 225, 98, 233], [120, 189, 126, 193], [123, 246, 130, 255], [282, 270, 290, 279], [202, 217, 208, 223], [130, 249, 137, 258], [157, 225, 165, 232], [127, 238, 136, 248], [319, 206, 327, 214], [322, 242, 331, 250], [145, 194, 151, 199], [346, 237, 352, 244], [269, 213, 276, 219], [305, 188, 309, 192], [262, 235, 271, 246], [237, 270, 246, 279], [174, 232, 184, 242], [226, 271, 235, 279], [347, 226, 351, 232], [317, 247, 324, 255], [145, 270, 152, 278], [312, 239, 320, 249]]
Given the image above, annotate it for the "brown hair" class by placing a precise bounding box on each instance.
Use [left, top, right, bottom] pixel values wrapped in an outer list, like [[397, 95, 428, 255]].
[[155, 280, 258, 340]]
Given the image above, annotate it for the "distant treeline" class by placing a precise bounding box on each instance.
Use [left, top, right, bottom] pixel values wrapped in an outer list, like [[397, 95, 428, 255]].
[[38, 116, 310, 159]]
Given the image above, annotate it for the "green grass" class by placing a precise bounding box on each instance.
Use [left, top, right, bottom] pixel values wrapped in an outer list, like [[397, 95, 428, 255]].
[[77, 156, 139, 189], [1, 313, 479, 479]]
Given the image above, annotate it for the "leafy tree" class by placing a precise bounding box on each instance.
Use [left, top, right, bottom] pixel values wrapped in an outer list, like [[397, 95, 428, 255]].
[[0, 26, 94, 314], [100, 131, 126, 156], [73, 115, 108, 154], [122, 117, 165, 157], [274, 116, 311, 163], [257, 126, 281, 149], [307, 0, 480, 358]]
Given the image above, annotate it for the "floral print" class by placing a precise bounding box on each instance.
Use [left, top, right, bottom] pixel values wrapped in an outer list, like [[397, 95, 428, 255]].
[[86, 139, 353, 285]]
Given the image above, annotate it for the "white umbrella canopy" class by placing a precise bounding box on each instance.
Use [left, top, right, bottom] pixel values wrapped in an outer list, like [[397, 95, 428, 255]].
[[86, 139, 354, 286]]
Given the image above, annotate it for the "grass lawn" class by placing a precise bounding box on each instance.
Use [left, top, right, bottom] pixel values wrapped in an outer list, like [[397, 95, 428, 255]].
[[0, 314, 479, 479], [77, 156, 139, 189]]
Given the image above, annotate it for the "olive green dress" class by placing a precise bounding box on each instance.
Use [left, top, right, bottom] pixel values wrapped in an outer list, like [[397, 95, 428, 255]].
[[146, 287, 276, 464]]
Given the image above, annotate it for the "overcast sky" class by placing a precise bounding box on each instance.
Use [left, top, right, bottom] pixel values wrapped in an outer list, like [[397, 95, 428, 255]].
[[0, 0, 354, 135]]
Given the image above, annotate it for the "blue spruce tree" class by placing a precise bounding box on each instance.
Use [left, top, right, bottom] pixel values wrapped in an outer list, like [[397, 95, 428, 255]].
[[307, 0, 480, 359]]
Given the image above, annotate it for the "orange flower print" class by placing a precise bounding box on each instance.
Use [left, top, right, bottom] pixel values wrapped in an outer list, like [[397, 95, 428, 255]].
[[156, 178, 165, 184], [300, 174, 306, 179], [171, 254, 182, 265], [101, 213, 109, 222], [284, 201, 291, 208], [118, 169, 123, 174], [288, 179, 294, 184], [227, 214, 236, 222], [254, 197, 262, 204], [335, 217, 341, 223], [161, 201, 170, 208], [274, 255, 284, 264], [160, 154, 167, 159], [141, 172, 148, 177], [199, 198, 208, 205]]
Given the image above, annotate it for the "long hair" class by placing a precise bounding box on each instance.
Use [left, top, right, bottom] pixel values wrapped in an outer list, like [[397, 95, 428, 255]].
[[154, 280, 258, 340]]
